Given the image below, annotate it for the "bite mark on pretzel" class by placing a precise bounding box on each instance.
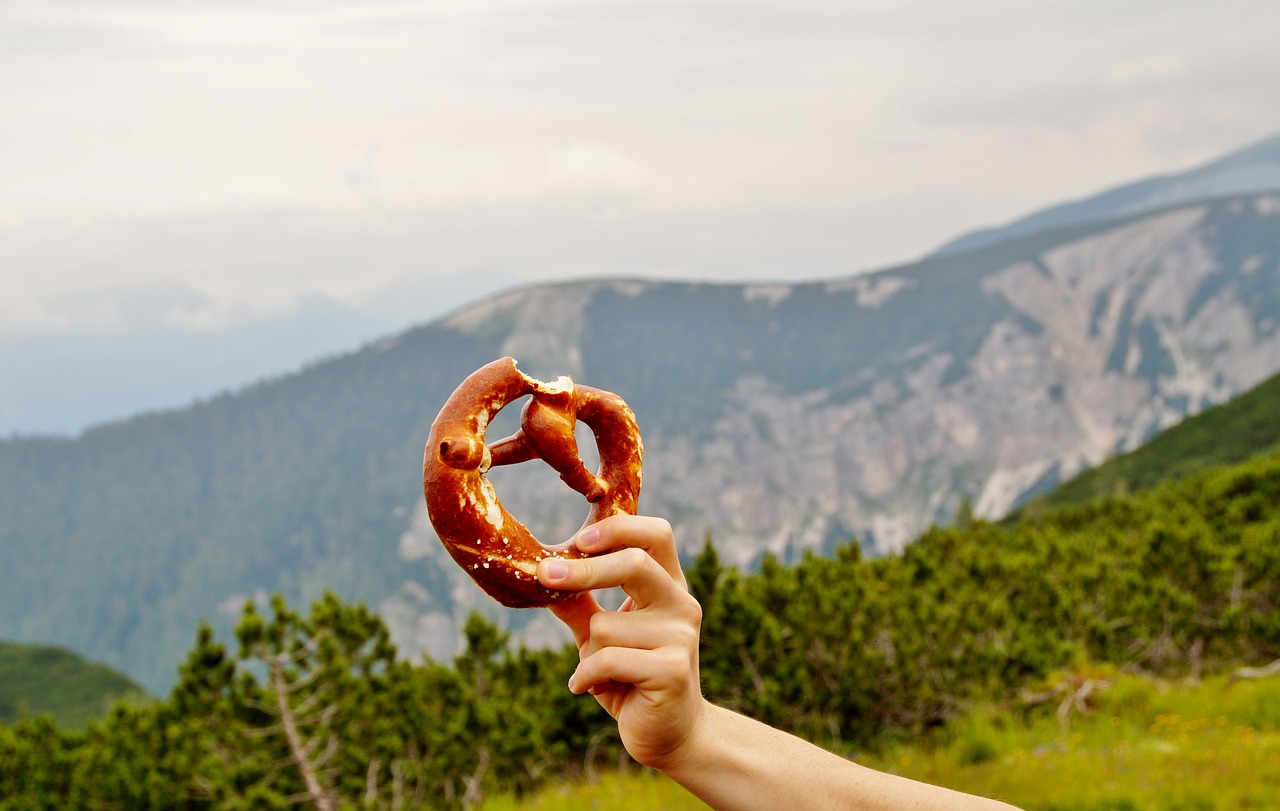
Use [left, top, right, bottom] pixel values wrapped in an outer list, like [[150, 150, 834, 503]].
[[422, 357, 643, 608]]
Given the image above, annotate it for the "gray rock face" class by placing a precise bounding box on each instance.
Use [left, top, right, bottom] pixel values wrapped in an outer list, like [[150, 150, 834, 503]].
[[377, 194, 1280, 662], [428, 196, 1280, 566]]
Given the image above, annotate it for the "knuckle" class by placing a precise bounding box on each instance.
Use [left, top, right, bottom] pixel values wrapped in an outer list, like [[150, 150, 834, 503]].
[[679, 594, 704, 627], [568, 557, 593, 585], [619, 546, 650, 570], [670, 622, 699, 650], [587, 609, 612, 639], [587, 646, 619, 676], [658, 646, 689, 675]]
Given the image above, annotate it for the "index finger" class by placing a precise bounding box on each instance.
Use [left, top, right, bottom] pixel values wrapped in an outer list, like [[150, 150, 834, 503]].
[[570, 514, 687, 590], [539, 546, 683, 613]]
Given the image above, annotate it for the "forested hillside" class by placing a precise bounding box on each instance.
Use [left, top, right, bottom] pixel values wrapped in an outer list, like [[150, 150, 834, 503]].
[[3, 450, 1278, 808], [3, 191, 1279, 694], [0, 323, 505, 693], [0, 642, 144, 729]]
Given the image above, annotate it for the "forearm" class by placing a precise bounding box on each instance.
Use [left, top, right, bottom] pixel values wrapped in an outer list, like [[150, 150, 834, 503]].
[[538, 521, 1019, 811], [662, 702, 1020, 811]]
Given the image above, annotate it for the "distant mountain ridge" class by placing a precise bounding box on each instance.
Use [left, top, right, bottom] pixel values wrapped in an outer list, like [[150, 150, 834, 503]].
[[2, 185, 1278, 693], [934, 133, 1280, 256]]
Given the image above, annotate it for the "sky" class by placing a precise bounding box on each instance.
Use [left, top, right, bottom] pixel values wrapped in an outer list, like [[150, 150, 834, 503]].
[[2, 0, 1280, 433]]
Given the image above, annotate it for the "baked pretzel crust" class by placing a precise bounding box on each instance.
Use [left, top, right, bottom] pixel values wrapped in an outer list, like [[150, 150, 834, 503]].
[[422, 357, 643, 607]]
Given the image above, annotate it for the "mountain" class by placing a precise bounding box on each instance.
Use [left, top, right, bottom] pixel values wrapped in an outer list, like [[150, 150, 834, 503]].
[[1019, 367, 1280, 511], [934, 133, 1280, 257], [0, 640, 146, 729], [1, 191, 1278, 694]]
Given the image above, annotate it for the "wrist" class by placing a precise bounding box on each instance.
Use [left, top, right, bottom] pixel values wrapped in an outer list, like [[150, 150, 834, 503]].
[[651, 698, 732, 782], [646, 696, 719, 777], [652, 703, 829, 810]]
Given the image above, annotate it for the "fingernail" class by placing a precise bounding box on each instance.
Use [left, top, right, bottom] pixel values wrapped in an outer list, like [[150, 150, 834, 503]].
[[543, 559, 570, 582], [574, 527, 599, 549], [567, 670, 580, 693]]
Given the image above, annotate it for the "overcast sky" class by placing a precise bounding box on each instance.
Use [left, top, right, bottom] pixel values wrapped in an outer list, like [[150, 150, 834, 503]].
[[3, 0, 1279, 346]]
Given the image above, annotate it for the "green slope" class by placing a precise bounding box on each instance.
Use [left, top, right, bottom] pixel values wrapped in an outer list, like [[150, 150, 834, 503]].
[[0, 640, 148, 729], [1025, 368, 1280, 511]]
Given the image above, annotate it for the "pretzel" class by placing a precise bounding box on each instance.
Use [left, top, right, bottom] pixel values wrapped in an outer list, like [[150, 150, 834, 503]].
[[422, 357, 644, 607]]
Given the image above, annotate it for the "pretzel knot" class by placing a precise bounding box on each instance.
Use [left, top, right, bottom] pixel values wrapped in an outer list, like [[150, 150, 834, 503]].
[[422, 357, 644, 607]]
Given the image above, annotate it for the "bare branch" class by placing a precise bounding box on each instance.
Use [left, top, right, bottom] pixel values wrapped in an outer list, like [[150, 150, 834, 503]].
[[1231, 658, 1280, 682], [462, 747, 492, 808], [365, 757, 381, 806], [242, 723, 287, 739], [242, 698, 280, 716], [280, 630, 330, 667], [292, 684, 335, 718], [270, 657, 337, 811]]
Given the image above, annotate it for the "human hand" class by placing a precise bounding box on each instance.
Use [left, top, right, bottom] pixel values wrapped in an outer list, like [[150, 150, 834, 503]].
[[537, 515, 708, 770]]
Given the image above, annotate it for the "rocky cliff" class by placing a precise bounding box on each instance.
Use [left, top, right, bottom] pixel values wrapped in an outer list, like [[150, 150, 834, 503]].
[[2, 194, 1277, 691], [385, 193, 1280, 660]]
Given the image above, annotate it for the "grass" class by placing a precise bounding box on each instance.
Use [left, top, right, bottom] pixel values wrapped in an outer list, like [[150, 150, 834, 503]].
[[876, 670, 1280, 810], [483, 670, 1280, 811], [481, 771, 710, 811]]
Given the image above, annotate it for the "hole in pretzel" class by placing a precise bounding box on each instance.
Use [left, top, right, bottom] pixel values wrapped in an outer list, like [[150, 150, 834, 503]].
[[485, 408, 601, 546]]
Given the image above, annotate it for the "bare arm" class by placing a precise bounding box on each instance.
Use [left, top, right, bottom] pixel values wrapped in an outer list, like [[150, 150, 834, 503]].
[[538, 515, 1021, 811], [664, 702, 1018, 811]]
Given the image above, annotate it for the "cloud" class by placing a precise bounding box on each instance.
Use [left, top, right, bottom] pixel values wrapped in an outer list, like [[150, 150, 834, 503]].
[[1, 0, 1279, 434], [1, 0, 1279, 344], [545, 144, 651, 201], [0, 282, 203, 332]]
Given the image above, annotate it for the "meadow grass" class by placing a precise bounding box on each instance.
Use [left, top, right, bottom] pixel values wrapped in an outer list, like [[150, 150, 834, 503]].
[[483, 671, 1280, 811]]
